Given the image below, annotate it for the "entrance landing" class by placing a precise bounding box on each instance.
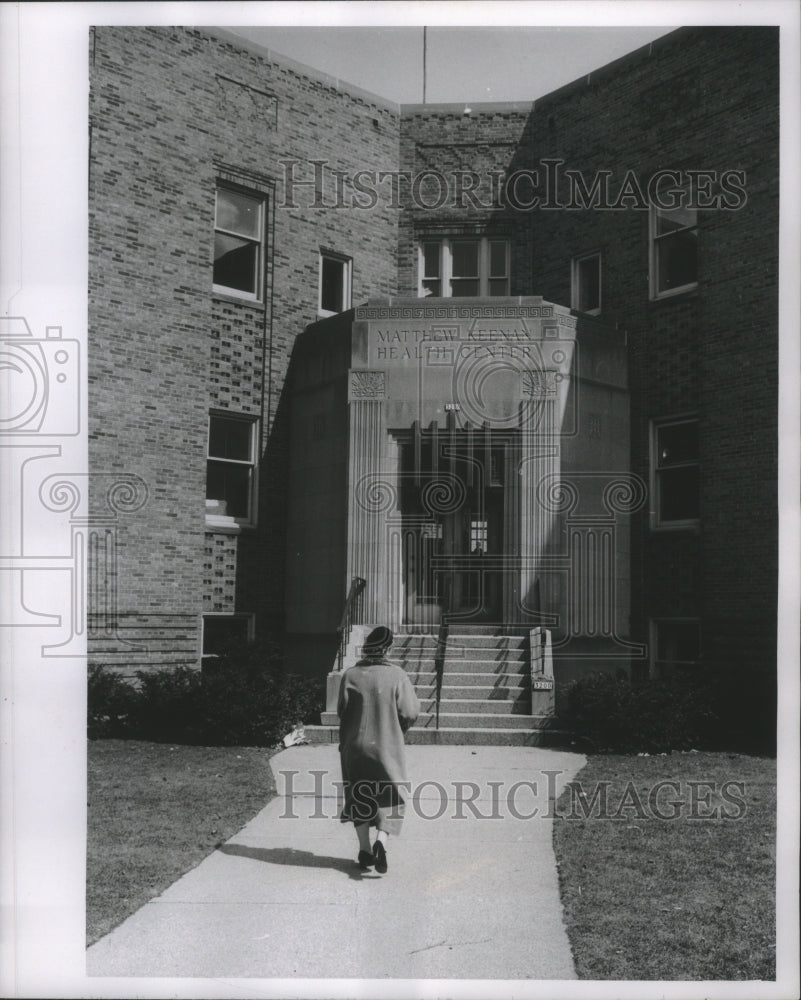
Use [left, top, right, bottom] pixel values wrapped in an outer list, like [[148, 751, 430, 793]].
[[313, 626, 568, 747]]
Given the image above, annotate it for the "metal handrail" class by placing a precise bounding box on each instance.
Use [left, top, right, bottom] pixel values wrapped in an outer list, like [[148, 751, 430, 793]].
[[433, 621, 449, 730], [336, 576, 366, 671]]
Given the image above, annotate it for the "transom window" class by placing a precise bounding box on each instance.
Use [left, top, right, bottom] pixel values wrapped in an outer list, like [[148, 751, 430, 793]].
[[206, 412, 258, 528], [571, 252, 601, 314], [319, 251, 352, 315], [651, 417, 699, 528], [213, 185, 266, 300], [419, 238, 510, 297], [650, 200, 698, 299]]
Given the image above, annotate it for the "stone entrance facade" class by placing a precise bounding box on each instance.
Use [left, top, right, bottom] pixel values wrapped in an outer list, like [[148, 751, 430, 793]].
[[288, 297, 642, 695]]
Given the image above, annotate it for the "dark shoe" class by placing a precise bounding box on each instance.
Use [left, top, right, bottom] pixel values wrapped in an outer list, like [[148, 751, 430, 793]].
[[373, 840, 388, 874], [358, 850, 375, 871]]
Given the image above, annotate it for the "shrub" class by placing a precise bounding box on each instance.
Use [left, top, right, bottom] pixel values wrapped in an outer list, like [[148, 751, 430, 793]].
[[560, 670, 722, 754], [88, 664, 141, 739], [87, 642, 323, 746]]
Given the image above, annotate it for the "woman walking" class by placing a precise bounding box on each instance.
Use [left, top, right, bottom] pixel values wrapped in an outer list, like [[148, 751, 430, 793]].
[[338, 625, 420, 873]]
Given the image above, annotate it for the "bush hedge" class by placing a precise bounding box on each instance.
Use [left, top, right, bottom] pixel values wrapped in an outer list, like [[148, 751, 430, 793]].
[[88, 641, 322, 746], [559, 670, 722, 754]]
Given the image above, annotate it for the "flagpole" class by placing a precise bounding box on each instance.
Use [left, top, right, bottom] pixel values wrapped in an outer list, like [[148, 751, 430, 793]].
[[423, 26, 427, 103]]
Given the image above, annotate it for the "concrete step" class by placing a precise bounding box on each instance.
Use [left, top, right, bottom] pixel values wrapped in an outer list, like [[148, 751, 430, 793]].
[[417, 712, 555, 730], [406, 727, 568, 747], [394, 634, 528, 650], [396, 647, 528, 662], [395, 625, 531, 637], [419, 698, 531, 714], [305, 724, 569, 748], [409, 672, 531, 698], [402, 661, 529, 678], [415, 683, 530, 699]]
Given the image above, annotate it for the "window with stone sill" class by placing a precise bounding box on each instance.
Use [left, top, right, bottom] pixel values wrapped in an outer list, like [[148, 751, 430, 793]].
[[418, 238, 510, 297], [571, 251, 601, 314], [649, 198, 698, 299], [205, 412, 258, 528], [319, 250, 352, 316], [213, 184, 266, 301], [650, 416, 699, 529]]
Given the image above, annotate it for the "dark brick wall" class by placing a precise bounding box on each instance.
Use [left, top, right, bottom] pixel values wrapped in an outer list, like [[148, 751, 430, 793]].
[[89, 25, 778, 744], [398, 27, 779, 727], [89, 26, 400, 673]]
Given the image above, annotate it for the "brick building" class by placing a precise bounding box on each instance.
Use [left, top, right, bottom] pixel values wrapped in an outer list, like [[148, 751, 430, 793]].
[[88, 25, 778, 746]]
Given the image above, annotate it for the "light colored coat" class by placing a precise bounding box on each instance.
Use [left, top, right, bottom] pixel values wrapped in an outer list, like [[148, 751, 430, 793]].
[[338, 656, 420, 815]]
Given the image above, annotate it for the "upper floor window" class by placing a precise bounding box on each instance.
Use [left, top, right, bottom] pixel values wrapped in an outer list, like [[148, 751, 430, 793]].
[[213, 184, 266, 300], [206, 412, 258, 529], [650, 417, 699, 529], [319, 250, 352, 315], [419, 238, 510, 297], [571, 252, 601, 314], [650, 200, 698, 299]]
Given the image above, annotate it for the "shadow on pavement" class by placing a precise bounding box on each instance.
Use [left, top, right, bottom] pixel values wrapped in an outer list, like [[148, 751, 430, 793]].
[[219, 842, 369, 880]]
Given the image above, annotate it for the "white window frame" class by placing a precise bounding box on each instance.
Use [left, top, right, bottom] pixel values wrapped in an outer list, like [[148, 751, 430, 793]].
[[649, 415, 700, 531], [649, 195, 698, 301], [417, 237, 510, 297], [649, 618, 700, 677], [205, 411, 259, 531], [318, 250, 352, 316], [571, 251, 602, 315], [212, 182, 267, 302], [201, 612, 255, 660]]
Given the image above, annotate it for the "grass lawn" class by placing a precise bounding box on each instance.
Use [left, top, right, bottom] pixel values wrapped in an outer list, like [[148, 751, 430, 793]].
[[553, 752, 776, 980], [87, 740, 278, 946]]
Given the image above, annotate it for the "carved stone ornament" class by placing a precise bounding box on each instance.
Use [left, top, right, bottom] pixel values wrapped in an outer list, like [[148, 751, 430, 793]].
[[521, 369, 558, 397], [350, 370, 386, 399]]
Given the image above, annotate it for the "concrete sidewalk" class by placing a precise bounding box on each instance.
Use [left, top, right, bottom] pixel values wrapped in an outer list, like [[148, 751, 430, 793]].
[[87, 744, 584, 980]]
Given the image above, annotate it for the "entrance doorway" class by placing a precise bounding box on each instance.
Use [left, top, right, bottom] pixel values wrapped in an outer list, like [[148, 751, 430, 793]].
[[398, 426, 510, 626]]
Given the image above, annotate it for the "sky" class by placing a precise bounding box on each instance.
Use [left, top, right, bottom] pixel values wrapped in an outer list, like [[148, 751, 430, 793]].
[[223, 25, 676, 105]]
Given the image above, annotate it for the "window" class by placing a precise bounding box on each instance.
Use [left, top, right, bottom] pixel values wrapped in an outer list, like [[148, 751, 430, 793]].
[[319, 251, 352, 315], [202, 613, 254, 658], [571, 252, 601, 314], [651, 619, 700, 677], [213, 184, 266, 300], [206, 412, 258, 528], [651, 417, 699, 528], [418, 238, 510, 297], [650, 199, 698, 299]]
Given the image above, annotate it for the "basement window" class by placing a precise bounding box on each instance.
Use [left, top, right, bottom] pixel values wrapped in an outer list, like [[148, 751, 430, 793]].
[[202, 613, 255, 659], [651, 619, 700, 677]]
